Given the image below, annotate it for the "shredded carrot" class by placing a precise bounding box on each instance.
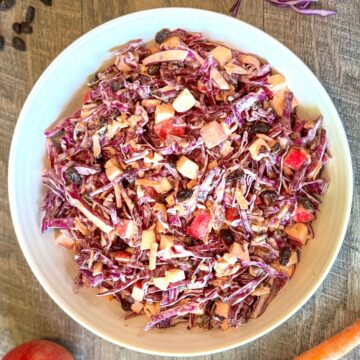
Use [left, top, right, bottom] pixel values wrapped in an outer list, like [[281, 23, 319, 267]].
[[294, 319, 360, 360]]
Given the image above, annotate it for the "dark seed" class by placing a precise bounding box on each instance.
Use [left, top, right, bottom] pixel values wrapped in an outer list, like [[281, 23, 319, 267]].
[[25, 6, 36, 22], [249, 122, 270, 135], [21, 22, 33, 34], [0, 36, 4, 51], [155, 28, 171, 44], [279, 247, 292, 266], [299, 196, 314, 212], [147, 64, 160, 76], [40, 0, 52, 5], [0, 0, 15, 11], [177, 189, 193, 202], [64, 167, 81, 185], [226, 169, 244, 183], [167, 154, 178, 168], [220, 228, 234, 246], [12, 37, 26, 51], [260, 190, 277, 205], [12, 22, 22, 34]]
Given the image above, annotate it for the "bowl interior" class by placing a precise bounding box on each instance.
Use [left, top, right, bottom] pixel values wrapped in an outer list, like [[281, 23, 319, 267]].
[[8, 8, 353, 356]]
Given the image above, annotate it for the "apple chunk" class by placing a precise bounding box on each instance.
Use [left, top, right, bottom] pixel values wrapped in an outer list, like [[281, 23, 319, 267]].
[[285, 222, 309, 246], [176, 156, 199, 180], [172, 88, 196, 113], [155, 103, 175, 124], [200, 121, 227, 149], [210, 46, 232, 67]]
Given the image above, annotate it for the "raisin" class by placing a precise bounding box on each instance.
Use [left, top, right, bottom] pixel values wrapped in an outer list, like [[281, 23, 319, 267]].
[[220, 228, 234, 246], [25, 6, 36, 22], [299, 196, 314, 212], [0, 36, 4, 51], [111, 82, 122, 92], [12, 22, 22, 34], [226, 169, 244, 183], [249, 122, 270, 135], [147, 64, 160, 76], [21, 22, 33, 34], [12, 37, 26, 51], [155, 28, 171, 44], [177, 189, 193, 202], [0, 0, 15, 11], [121, 178, 130, 189], [40, 0, 52, 5], [112, 242, 128, 251], [167, 154, 178, 168], [260, 190, 277, 205], [64, 167, 81, 185], [120, 297, 132, 312], [279, 247, 292, 266]]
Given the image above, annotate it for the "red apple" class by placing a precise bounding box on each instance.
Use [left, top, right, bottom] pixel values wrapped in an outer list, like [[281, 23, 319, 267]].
[[3, 340, 73, 360]]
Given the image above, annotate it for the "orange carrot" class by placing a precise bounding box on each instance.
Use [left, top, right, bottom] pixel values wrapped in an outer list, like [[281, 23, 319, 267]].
[[294, 319, 360, 360]]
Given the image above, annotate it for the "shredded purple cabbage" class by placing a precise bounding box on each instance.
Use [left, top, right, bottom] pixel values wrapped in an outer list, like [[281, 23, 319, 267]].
[[230, 0, 336, 17], [41, 28, 330, 331]]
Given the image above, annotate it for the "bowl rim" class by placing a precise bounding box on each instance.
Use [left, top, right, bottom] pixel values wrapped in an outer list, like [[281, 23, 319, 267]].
[[8, 7, 353, 357]]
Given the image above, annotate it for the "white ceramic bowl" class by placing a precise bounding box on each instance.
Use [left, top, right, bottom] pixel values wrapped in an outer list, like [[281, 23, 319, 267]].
[[8, 8, 353, 357]]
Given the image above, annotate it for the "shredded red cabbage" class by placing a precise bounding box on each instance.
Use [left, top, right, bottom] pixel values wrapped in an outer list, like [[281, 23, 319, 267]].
[[42, 28, 330, 331], [230, 0, 336, 17]]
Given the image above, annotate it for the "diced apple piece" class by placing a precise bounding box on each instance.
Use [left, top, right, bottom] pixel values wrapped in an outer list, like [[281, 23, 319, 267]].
[[148, 242, 158, 270], [160, 235, 176, 250], [135, 178, 161, 188], [131, 284, 145, 302], [268, 74, 286, 92], [155, 177, 173, 194], [155, 103, 175, 124], [141, 225, 156, 250], [165, 268, 185, 283], [223, 253, 238, 265], [172, 89, 196, 113], [284, 148, 308, 171], [55, 233, 75, 249], [176, 156, 199, 180], [142, 50, 189, 65], [285, 223, 309, 246], [144, 152, 164, 164], [271, 89, 298, 117], [92, 262, 103, 276], [188, 209, 211, 240], [210, 68, 230, 90], [115, 219, 137, 239], [114, 251, 131, 263], [200, 121, 228, 149], [224, 62, 248, 76], [153, 277, 169, 291], [215, 301, 230, 318], [229, 242, 250, 262], [271, 260, 296, 278], [105, 157, 123, 181], [235, 186, 248, 210], [248, 138, 271, 161], [210, 46, 232, 67], [165, 193, 175, 206], [144, 302, 160, 318], [161, 35, 182, 49]]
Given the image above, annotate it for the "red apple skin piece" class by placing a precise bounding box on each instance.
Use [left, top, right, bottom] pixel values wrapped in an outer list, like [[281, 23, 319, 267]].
[[188, 209, 211, 240], [293, 205, 315, 223], [284, 148, 307, 171], [225, 207, 240, 221], [3, 340, 74, 360], [154, 119, 186, 140]]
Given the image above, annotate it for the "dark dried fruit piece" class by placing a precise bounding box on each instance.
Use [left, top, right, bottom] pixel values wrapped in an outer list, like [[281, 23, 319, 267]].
[[226, 169, 244, 183], [155, 28, 171, 44], [0, 0, 15, 11], [40, 0, 52, 5], [147, 64, 160, 76], [177, 189, 193, 202], [0, 36, 4, 51], [111, 82, 122, 92], [271, 142, 281, 153], [249, 122, 271, 135], [220, 228, 234, 246], [112, 241, 128, 252], [21, 22, 33, 34], [260, 189, 277, 205], [12, 22, 22, 34], [64, 167, 81, 185], [299, 196, 314, 212], [167, 154, 178, 168], [25, 6, 36, 22], [120, 297, 132, 312], [12, 37, 26, 51], [279, 247, 292, 266]]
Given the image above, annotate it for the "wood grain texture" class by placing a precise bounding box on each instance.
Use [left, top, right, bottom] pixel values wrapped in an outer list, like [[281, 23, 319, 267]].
[[0, 0, 359, 359]]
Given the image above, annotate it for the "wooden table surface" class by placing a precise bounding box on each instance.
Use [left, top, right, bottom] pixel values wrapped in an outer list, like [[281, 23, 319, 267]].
[[1, 1, 359, 359]]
